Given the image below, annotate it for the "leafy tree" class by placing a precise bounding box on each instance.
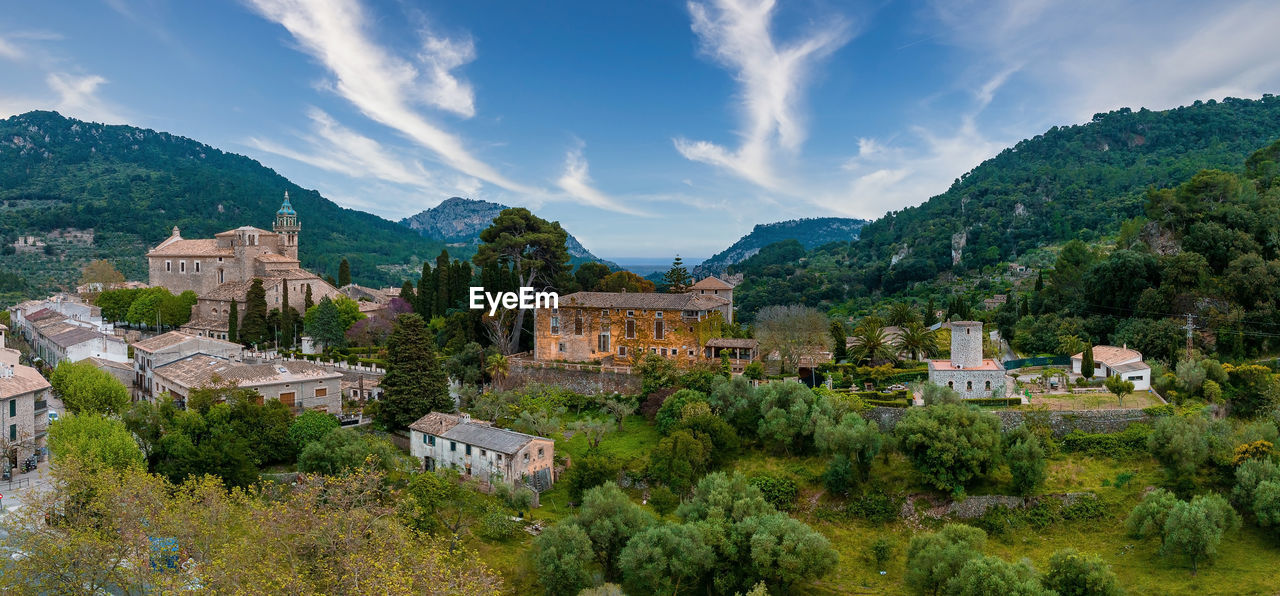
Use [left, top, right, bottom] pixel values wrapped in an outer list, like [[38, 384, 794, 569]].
[[375, 313, 451, 431], [918, 381, 962, 406], [663, 255, 692, 292], [297, 427, 406, 476], [1043, 548, 1124, 596], [598, 270, 656, 293], [815, 412, 884, 483], [532, 522, 595, 596], [337, 258, 351, 287], [1006, 425, 1047, 496], [648, 429, 713, 495], [895, 404, 1002, 494], [905, 523, 987, 596], [619, 523, 714, 595], [1081, 344, 1095, 379], [1125, 488, 1179, 547], [1232, 457, 1280, 525], [649, 485, 679, 516], [756, 381, 834, 455], [1163, 493, 1241, 575], [49, 360, 129, 415], [574, 482, 655, 579], [654, 388, 705, 435], [47, 413, 145, 472], [602, 396, 635, 430], [1104, 375, 1134, 407], [564, 452, 620, 503], [79, 258, 125, 289], [1148, 415, 1217, 488], [473, 208, 572, 353], [635, 352, 680, 396], [574, 261, 611, 291], [150, 403, 259, 488], [239, 278, 269, 346], [944, 555, 1050, 596], [287, 410, 341, 452], [402, 467, 489, 549]]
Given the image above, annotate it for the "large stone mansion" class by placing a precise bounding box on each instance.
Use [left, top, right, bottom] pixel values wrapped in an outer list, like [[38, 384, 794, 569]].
[[145, 193, 339, 341]]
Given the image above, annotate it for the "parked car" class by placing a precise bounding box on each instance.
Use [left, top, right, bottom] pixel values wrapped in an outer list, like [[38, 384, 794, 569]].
[[47, 411, 58, 424], [886, 383, 908, 391]]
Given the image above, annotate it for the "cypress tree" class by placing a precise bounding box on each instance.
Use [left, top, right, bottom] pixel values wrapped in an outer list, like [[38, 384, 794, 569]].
[[280, 282, 294, 348], [375, 313, 451, 430], [416, 262, 433, 316], [400, 280, 416, 306], [239, 278, 269, 346], [435, 250, 451, 315], [923, 297, 937, 326], [451, 260, 471, 307], [338, 258, 351, 287], [1035, 272, 1044, 292], [1081, 343, 1095, 379], [830, 321, 848, 362], [304, 283, 314, 311], [325, 275, 338, 287], [227, 300, 238, 344]]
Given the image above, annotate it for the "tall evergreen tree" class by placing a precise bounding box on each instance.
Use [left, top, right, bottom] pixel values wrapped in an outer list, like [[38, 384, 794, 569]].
[[923, 296, 938, 326], [435, 250, 451, 315], [663, 256, 692, 292], [376, 313, 451, 430], [451, 261, 471, 307], [473, 208, 572, 354], [280, 281, 294, 348], [239, 278, 269, 347], [1081, 343, 1096, 379], [1034, 272, 1044, 292], [227, 300, 238, 344], [304, 296, 346, 350], [338, 258, 351, 287], [416, 262, 434, 317], [304, 283, 314, 311], [325, 275, 338, 287], [830, 321, 848, 362], [400, 280, 416, 306]]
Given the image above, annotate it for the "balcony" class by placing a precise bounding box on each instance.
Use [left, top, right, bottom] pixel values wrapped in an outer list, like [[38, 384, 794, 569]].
[[33, 400, 47, 413]]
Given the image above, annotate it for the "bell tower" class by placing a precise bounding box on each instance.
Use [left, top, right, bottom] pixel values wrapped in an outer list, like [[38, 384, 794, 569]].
[[274, 191, 300, 259]]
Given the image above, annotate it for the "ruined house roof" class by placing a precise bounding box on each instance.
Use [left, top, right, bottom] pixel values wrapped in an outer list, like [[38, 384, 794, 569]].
[[559, 292, 730, 311], [0, 362, 50, 399], [409, 412, 546, 454], [410, 412, 463, 436]]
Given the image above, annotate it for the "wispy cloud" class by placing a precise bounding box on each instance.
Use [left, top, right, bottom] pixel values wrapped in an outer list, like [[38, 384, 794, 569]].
[[0, 35, 24, 61], [243, 0, 534, 193], [46, 72, 124, 123], [674, 0, 851, 189], [556, 141, 647, 216]]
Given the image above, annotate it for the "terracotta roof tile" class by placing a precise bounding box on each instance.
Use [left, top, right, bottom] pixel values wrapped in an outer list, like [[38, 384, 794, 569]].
[[560, 291, 730, 311]]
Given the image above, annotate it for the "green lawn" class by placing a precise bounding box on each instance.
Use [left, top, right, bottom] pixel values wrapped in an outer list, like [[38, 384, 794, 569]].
[[467, 414, 1280, 595], [1022, 390, 1162, 410]]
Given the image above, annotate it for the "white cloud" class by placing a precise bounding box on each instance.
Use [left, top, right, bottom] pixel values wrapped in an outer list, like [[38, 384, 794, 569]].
[[244, 0, 533, 193], [46, 72, 124, 123], [674, 0, 851, 189], [556, 142, 647, 216], [0, 35, 23, 61]]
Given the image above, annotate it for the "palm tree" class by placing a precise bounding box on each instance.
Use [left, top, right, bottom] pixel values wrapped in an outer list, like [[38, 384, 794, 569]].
[[849, 317, 897, 365], [484, 353, 509, 391], [886, 302, 921, 327], [896, 322, 940, 361]]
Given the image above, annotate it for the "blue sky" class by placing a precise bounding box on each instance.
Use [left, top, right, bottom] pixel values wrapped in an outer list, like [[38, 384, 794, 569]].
[[5, 1, 1280, 261]]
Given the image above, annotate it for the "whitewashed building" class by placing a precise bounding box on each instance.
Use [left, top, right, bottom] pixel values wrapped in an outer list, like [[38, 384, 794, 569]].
[[1072, 345, 1151, 391], [409, 412, 555, 491]]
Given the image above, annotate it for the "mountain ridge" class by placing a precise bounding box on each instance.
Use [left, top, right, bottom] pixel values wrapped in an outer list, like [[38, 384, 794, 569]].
[[694, 217, 867, 276]]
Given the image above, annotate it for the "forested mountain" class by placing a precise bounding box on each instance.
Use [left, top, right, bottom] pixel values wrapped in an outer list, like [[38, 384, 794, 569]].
[[400, 197, 617, 268], [693, 217, 866, 276], [732, 95, 1280, 315], [0, 110, 447, 290]]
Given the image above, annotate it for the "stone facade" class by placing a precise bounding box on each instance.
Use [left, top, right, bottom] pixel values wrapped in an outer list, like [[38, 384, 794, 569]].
[[152, 354, 342, 413], [534, 291, 734, 367], [0, 347, 50, 466], [409, 412, 556, 491], [507, 361, 642, 394], [928, 320, 1007, 398]]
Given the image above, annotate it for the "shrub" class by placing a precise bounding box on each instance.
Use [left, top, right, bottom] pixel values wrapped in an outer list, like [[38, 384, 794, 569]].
[[475, 509, 520, 541], [649, 485, 679, 516], [640, 387, 678, 421], [1060, 424, 1151, 457], [966, 397, 1023, 407], [847, 489, 900, 524], [749, 475, 798, 512], [1060, 494, 1106, 521]]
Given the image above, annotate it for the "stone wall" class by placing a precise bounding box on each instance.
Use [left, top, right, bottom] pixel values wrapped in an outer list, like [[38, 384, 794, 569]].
[[864, 406, 1153, 437], [508, 362, 641, 395]]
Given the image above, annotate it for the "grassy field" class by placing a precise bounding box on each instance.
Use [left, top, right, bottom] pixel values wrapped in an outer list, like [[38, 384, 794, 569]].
[[465, 414, 1280, 595], [1022, 390, 1162, 410]]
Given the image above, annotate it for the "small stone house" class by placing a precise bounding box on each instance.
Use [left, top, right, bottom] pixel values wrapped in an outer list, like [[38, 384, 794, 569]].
[[409, 412, 555, 491]]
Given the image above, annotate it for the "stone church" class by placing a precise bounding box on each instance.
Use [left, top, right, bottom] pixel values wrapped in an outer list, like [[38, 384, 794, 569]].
[[145, 193, 338, 341]]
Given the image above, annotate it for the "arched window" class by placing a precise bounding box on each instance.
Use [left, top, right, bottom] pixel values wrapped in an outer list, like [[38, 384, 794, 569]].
[[985, 381, 992, 390], [966, 381, 973, 391], [947, 381, 954, 389]]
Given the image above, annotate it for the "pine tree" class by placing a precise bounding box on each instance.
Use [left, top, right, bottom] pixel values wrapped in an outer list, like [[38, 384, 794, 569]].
[[338, 258, 351, 287], [227, 300, 239, 344], [304, 283, 314, 311], [663, 256, 692, 292], [239, 278, 269, 346], [376, 313, 451, 430], [280, 281, 294, 348], [1081, 343, 1095, 379]]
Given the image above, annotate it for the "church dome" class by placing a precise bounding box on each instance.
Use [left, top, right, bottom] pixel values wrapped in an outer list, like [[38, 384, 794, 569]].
[[276, 191, 296, 216]]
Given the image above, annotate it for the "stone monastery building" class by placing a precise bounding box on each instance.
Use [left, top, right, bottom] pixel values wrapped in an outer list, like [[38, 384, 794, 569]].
[[144, 193, 339, 341]]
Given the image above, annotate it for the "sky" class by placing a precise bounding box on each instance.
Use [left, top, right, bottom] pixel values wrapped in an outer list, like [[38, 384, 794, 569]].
[[5, 1, 1280, 261]]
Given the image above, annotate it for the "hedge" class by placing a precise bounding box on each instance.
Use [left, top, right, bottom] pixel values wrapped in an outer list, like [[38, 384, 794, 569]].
[[865, 399, 911, 408], [1060, 424, 1152, 456], [966, 397, 1022, 407], [854, 390, 909, 400]]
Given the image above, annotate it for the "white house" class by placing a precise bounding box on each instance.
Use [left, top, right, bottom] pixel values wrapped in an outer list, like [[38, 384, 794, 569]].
[[1071, 345, 1151, 391], [409, 412, 555, 492]]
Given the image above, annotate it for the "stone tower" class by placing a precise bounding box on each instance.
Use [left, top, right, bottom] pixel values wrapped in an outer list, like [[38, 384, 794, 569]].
[[274, 191, 300, 260], [950, 321, 983, 368]]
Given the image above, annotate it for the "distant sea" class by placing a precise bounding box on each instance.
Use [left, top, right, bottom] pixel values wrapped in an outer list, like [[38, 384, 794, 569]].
[[609, 257, 705, 277]]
